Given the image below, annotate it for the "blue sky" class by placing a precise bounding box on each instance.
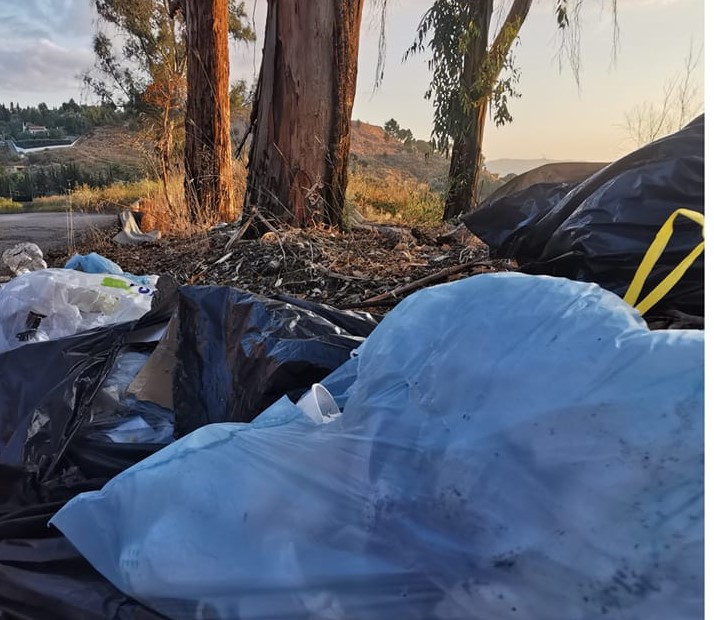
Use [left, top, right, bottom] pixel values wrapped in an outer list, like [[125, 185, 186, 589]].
[[0, 0, 704, 162]]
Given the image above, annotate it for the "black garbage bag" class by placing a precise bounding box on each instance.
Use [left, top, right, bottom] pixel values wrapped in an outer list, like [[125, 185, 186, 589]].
[[272, 293, 380, 338], [0, 537, 168, 620], [478, 161, 608, 207], [465, 116, 704, 317], [463, 182, 578, 259], [174, 286, 378, 436], [0, 276, 178, 516], [0, 277, 178, 620], [523, 115, 704, 316], [463, 162, 607, 257]]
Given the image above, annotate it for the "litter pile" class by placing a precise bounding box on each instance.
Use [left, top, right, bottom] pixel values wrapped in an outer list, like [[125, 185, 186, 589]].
[[47, 223, 511, 310], [0, 119, 704, 619], [464, 114, 705, 326]]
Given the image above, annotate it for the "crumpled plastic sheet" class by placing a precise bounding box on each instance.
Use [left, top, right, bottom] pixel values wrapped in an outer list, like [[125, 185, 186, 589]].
[[463, 182, 576, 259], [113, 210, 161, 245], [1, 242, 47, 275], [81, 348, 175, 446], [0, 268, 156, 353], [464, 115, 705, 317], [173, 286, 377, 435], [0, 276, 177, 499], [65, 252, 157, 287], [0, 537, 168, 620], [52, 273, 703, 620]]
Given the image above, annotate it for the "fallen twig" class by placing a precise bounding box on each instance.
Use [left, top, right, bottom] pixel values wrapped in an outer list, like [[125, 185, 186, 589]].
[[226, 208, 256, 249], [360, 259, 495, 304], [338, 298, 401, 310], [255, 211, 281, 235], [255, 211, 287, 262]]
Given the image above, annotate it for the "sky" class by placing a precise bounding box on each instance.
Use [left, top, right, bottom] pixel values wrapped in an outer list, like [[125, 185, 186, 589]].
[[0, 0, 705, 162]]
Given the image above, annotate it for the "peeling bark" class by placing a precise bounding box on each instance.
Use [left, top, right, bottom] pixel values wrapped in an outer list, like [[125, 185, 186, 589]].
[[246, 0, 364, 228], [184, 0, 235, 223]]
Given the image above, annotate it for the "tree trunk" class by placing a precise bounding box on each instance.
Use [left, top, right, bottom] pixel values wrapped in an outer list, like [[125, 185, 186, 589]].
[[245, 0, 364, 229], [159, 105, 174, 211], [442, 0, 493, 221], [442, 0, 533, 221], [443, 98, 489, 221], [183, 0, 234, 223]]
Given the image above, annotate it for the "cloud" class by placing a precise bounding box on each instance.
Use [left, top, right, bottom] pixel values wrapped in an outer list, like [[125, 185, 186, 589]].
[[0, 11, 52, 40], [0, 0, 95, 40], [0, 2, 96, 102], [52, 0, 97, 38], [0, 38, 93, 95]]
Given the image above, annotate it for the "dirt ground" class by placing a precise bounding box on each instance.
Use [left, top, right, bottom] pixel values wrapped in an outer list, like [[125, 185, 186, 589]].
[[45, 221, 514, 312]]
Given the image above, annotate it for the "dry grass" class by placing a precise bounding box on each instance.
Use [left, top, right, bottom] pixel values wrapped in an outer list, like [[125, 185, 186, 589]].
[[0, 196, 21, 211], [32, 159, 250, 237], [28, 195, 72, 211], [70, 179, 158, 211], [139, 161, 248, 235], [29, 156, 440, 235], [346, 169, 443, 226]]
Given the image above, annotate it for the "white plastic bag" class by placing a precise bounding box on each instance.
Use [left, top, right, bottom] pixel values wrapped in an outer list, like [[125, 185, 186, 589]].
[[0, 268, 156, 352], [1, 242, 47, 275]]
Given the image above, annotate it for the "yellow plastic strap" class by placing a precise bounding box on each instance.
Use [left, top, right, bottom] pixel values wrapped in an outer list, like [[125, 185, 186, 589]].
[[623, 208, 704, 315]]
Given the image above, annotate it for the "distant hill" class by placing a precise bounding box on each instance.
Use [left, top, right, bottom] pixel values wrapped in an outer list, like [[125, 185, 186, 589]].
[[349, 121, 503, 196], [349, 120, 450, 190], [4, 119, 507, 201], [485, 158, 563, 177], [22, 126, 147, 175]]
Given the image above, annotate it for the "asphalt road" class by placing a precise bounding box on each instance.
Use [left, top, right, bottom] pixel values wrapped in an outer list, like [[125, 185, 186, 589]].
[[0, 212, 116, 255]]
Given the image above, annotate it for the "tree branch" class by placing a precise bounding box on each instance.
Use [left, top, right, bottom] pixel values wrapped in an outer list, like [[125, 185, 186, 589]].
[[482, 0, 533, 95]]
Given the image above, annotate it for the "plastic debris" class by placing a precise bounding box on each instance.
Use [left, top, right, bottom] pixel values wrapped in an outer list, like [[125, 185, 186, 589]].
[[173, 286, 377, 434], [464, 115, 705, 317], [113, 210, 161, 246], [1, 242, 47, 275], [52, 274, 703, 620], [65, 252, 157, 287], [0, 268, 156, 352]]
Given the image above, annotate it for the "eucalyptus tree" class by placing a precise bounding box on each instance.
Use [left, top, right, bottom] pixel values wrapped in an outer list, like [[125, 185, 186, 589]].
[[245, 0, 365, 228], [87, 0, 253, 220], [398, 0, 618, 220]]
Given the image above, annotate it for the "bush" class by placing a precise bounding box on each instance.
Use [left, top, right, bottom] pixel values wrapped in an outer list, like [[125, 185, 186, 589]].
[[346, 170, 443, 225], [0, 196, 19, 210], [56, 161, 250, 235]]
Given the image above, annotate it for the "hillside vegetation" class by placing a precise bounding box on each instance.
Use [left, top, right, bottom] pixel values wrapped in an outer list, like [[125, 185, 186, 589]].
[[2, 114, 507, 228]]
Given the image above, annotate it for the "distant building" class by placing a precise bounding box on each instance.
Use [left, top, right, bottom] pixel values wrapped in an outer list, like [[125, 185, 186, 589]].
[[22, 122, 49, 135]]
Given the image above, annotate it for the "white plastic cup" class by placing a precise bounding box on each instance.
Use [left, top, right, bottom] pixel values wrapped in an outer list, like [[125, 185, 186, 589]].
[[297, 383, 340, 424]]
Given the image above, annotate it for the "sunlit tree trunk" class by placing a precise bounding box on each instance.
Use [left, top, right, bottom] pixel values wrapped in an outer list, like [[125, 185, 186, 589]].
[[245, 0, 364, 228], [183, 0, 235, 223]]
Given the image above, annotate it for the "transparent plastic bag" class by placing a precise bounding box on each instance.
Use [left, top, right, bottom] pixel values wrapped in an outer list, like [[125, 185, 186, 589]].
[[81, 349, 175, 446], [53, 274, 703, 620], [65, 252, 157, 287], [0, 269, 155, 352]]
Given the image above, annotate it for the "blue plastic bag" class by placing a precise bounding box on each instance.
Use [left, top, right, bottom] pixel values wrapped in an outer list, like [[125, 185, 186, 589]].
[[65, 252, 156, 287], [52, 273, 704, 619]]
